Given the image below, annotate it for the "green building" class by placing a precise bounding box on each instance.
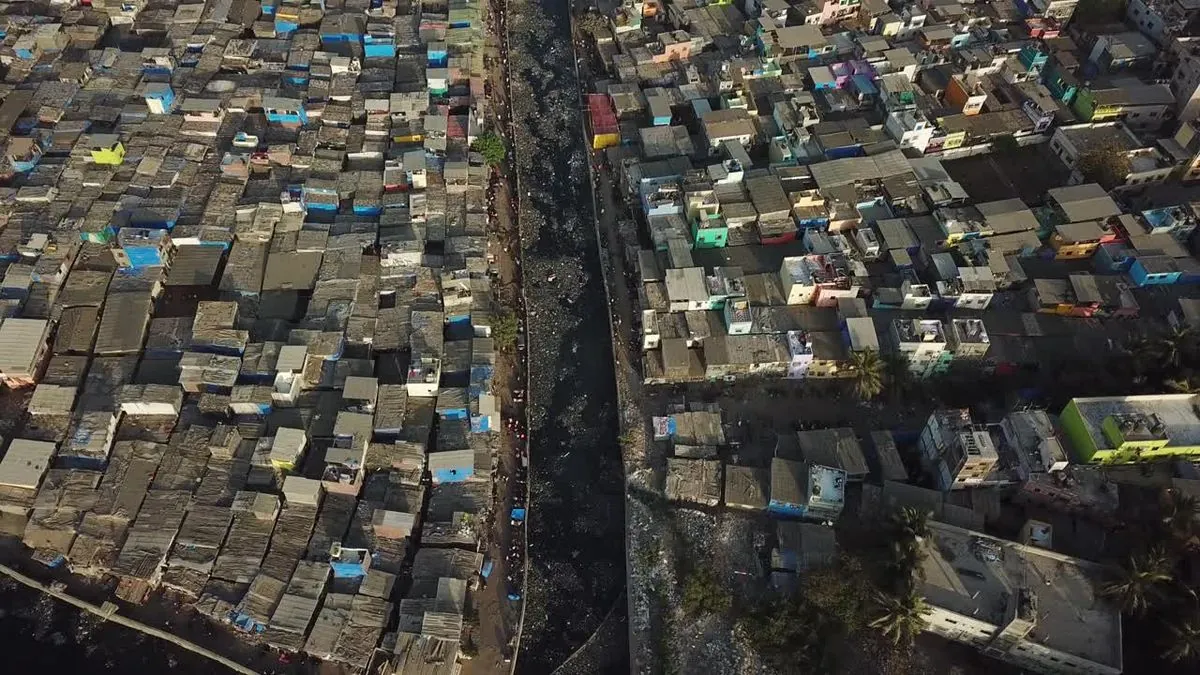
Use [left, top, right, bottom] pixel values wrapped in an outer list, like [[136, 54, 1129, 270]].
[[1058, 394, 1200, 463], [691, 214, 728, 249]]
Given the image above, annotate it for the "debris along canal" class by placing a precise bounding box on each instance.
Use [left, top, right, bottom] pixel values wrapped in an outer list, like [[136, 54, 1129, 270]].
[[505, 0, 627, 672]]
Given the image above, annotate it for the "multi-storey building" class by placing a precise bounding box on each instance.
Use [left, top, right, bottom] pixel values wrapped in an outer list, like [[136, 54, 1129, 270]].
[[919, 521, 1122, 675], [890, 318, 951, 378], [918, 409, 999, 490]]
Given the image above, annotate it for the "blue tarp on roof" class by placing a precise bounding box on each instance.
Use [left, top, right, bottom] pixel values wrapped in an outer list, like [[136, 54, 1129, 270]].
[[331, 560, 367, 578], [511, 508, 526, 522], [851, 74, 877, 96], [434, 467, 473, 483]]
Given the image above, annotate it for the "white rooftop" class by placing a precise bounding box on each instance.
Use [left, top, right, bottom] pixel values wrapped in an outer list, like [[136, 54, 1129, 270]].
[[920, 521, 1121, 669], [1072, 394, 1200, 450]]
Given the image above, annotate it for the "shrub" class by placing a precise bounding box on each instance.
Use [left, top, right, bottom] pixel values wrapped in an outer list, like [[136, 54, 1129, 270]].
[[472, 132, 506, 166]]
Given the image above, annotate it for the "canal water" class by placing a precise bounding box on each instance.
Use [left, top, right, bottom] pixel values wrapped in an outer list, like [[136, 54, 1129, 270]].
[[505, 0, 628, 673]]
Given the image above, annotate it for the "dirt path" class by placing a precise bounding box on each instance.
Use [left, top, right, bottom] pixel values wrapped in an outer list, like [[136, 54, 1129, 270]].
[[461, 0, 528, 671]]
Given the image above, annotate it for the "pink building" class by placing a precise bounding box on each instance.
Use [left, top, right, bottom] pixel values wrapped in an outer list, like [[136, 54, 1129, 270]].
[[820, 0, 861, 24]]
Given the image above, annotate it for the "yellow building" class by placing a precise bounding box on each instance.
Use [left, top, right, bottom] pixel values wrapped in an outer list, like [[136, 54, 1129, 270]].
[[1049, 221, 1106, 260], [592, 131, 620, 150], [942, 131, 967, 150], [88, 134, 125, 165]]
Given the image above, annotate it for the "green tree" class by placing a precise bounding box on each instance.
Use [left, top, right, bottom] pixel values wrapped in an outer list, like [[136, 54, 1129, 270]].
[[882, 352, 913, 399], [736, 554, 879, 670], [890, 507, 931, 541], [1077, 142, 1132, 189], [868, 588, 930, 646], [1166, 375, 1200, 394], [578, 10, 608, 35], [472, 132, 507, 166], [801, 555, 871, 630], [1160, 489, 1200, 553], [492, 310, 519, 350], [1118, 333, 1155, 387], [1101, 550, 1175, 616], [738, 598, 827, 669], [1164, 617, 1200, 664], [850, 349, 885, 400], [1158, 326, 1195, 370], [881, 507, 930, 591], [682, 566, 730, 617]]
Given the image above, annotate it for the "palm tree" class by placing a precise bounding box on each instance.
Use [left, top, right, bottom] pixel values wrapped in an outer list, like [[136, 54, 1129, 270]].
[[886, 508, 931, 588], [1166, 375, 1200, 394], [890, 507, 931, 541], [1100, 550, 1175, 616], [1160, 489, 1200, 552], [887, 538, 924, 581], [1159, 326, 1195, 370], [850, 349, 885, 400], [1163, 617, 1200, 664], [882, 352, 913, 398], [1122, 333, 1157, 375], [869, 588, 930, 646]]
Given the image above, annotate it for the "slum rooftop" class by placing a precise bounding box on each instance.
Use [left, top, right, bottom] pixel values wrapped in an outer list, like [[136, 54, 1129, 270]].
[[0, 0, 500, 673], [598, 0, 1200, 389]]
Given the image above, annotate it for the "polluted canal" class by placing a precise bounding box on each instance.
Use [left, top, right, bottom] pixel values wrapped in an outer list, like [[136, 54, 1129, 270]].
[[505, 0, 628, 673]]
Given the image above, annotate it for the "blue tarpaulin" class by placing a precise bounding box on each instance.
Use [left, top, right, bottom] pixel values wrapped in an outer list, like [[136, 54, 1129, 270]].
[[434, 467, 473, 483], [511, 508, 526, 522], [331, 560, 367, 578], [481, 559, 494, 578]]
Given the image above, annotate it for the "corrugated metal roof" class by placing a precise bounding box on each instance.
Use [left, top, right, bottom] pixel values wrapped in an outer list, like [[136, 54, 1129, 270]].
[[166, 245, 225, 286], [94, 293, 153, 355], [0, 318, 48, 376]]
